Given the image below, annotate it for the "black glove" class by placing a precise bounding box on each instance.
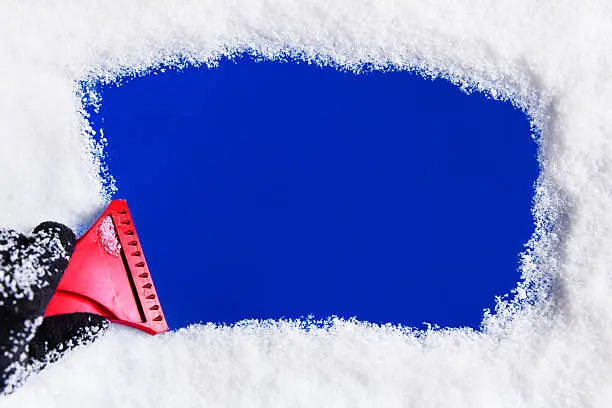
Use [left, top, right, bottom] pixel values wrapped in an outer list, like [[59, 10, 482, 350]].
[[0, 222, 109, 395]]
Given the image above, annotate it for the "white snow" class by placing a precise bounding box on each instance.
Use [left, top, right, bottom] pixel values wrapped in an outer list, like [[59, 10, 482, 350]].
[[97, 216, 121, 258], [0, 0, 610, 406]]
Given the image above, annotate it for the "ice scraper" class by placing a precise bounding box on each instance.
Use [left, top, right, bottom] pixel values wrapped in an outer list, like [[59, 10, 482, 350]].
[[44, 200, 168, 335]]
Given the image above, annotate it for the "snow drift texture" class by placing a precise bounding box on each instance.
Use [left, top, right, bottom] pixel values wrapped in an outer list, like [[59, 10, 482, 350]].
[[0, 1, 610, 407]]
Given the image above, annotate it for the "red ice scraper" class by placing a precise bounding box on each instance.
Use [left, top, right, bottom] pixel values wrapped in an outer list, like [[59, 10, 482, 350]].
[[44, 200, 168, 335]]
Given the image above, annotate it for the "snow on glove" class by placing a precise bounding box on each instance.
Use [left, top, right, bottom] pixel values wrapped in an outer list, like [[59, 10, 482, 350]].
[[0, 222, 109, 395]]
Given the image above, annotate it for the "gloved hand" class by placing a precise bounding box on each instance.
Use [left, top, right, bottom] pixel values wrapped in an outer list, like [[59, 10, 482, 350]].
[[0, 222, 109, 395]]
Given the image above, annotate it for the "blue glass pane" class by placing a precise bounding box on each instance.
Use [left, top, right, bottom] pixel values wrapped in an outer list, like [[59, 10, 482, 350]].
[[88, 56, 538, 330]]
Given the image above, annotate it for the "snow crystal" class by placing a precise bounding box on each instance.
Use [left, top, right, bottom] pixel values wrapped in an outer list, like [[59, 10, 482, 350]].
[[97, 216, 121, 258], [0, 0, 610, 407]]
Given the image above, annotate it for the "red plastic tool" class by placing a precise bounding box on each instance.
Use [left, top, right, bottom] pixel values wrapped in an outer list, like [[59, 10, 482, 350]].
[[44, 200, 168, 335]]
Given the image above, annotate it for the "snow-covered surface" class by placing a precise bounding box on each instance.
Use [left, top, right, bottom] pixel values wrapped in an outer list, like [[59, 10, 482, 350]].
[[0, 0, 610, 406]]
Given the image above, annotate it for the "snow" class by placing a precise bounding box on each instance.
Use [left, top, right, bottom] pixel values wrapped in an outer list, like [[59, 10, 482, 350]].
[[0, 0, 610, 406], [97, 216, 121, 258]]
